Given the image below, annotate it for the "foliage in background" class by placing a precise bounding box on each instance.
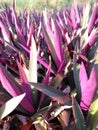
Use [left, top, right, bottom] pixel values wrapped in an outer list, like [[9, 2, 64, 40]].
[[0, 0, 98, 11]]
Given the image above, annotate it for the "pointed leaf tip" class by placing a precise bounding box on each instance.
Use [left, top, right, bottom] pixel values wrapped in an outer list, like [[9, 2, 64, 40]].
[[0, 93, 26, 119], [80, 65, 97, 110]]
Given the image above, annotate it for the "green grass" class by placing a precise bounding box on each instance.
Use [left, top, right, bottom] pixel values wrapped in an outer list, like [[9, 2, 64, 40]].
[[0, 0, 97, 12]]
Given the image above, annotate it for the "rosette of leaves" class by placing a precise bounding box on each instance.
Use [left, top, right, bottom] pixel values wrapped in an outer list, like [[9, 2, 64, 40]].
[[0, 1, 98, 130]]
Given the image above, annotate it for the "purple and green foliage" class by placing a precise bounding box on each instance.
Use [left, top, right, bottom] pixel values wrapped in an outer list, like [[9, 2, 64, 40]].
[[0, 1, 98, 129]]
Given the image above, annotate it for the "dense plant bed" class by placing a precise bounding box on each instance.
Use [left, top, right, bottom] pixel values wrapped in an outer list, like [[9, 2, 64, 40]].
[[0, 1, 98, 130]]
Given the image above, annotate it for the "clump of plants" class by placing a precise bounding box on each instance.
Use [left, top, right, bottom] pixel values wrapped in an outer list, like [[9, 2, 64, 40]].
[[0, 1, 98, 130]]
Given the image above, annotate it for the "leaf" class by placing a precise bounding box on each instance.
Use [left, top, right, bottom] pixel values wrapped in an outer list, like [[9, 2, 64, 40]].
[[42, 19, 59, 69], [39, 58, 51, 106], [0, 20, 10, 45], [29, 82, 71, 105], [38, 56, 54, 74], [12, 7, 26, 46], [58, 110, 71, 128], [70, 4, 77, 29], [43, 57, 51, 85], [51, 104, 72, 118], [42, 11, 63, 69], [88, 41, 98, 59], [79, 62, 97, 110], [88, 3, 98, 35], [87, 92, 98, 130], [0, 93, 25, 119], [82, 3, 90, 29], [29, 36, 38, 108], [29, 36, 37, 83], [0, 64, 34, 113], [0, 64, 21, 97], [87, 99, 98, 130], [34, 118, 47, 130], [50, 74, 63, 88], [51, 18, 63, 63], [72, 96, 86, 130], [27, 24, 34, 47], [79, 62, 88, 89], [73, 53, 81, 100], [88, 28, 98, 47], [17, 60, 34, 106]]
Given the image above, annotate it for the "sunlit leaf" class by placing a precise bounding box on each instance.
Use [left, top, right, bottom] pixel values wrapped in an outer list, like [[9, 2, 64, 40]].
[[29, 36, 38, 108], [51, 104, 72, 118], [82, 3, 90, 28], [0, 93, 25, 119], [29, 36, 37, 83]]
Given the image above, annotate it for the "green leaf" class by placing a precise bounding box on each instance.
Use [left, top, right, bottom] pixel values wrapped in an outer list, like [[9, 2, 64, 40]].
[[88, 41, 98, 60], [29, 82, 71, 105], [34, 116, 47, 130], [87, 89, 98, 130], [90, 51, 98, 81], [72, 96, 86, 130], [50, 74, 63, 88], [73, 53, 81, 100], [87, 100, 98, 130], [94, 52, 98, 65], [0, 93, 25, 119]]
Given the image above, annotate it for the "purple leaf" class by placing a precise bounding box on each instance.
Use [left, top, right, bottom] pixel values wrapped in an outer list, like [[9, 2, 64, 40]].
[[42, 18, 59, 68], [79, 62, 97, 110], [70, 5, 77, 29], [51, 18, 63, 63], [0, 64, 35, 113], [79, 62, 88, 88], [0, 64, 21, 97], [42, 57, 51, 85], [74, 3, 80, 26], [88, 3, 98, 35], [57, 59, 66, 73], [38, 56, 55, 74], [12, 7, 26, 46], [42, 11, 63, 69], [39, 57, 51, 106], [17, 60, 34, 106]]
